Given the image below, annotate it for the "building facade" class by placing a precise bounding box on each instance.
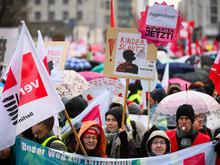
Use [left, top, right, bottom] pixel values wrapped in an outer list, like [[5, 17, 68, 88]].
[[178, 0, 220, 39], [25, 0, 144, 43]]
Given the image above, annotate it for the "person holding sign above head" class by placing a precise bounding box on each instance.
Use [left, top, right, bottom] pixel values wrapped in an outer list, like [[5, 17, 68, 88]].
[[116, 49, 138, 74], [165, 104, 210, 152], [104, 107, 137, 158], [76, 121, 107, 157], [32, 116, 67, 151]]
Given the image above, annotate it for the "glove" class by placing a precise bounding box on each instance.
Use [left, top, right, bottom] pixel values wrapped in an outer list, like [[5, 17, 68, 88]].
[[214, 142, 220, 157], [119, 129, 128, 146]]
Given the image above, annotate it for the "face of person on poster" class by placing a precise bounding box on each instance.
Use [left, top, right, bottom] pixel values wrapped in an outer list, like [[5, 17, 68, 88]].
[[105, 114, 119, 133], [177, 116, 192, 134]]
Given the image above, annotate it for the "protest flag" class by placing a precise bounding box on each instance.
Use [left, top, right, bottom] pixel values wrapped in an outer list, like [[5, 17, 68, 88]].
[[61, 90, 111, 135], [37, 30, 50, 74], [0, 21, 65, 151], [110, 0, 115, 27], [161, 63, 169, 92], [209, 49, 220, 95]]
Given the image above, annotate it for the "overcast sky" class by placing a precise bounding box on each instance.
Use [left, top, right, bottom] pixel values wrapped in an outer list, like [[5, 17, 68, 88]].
[[149, 0, 181, 9]]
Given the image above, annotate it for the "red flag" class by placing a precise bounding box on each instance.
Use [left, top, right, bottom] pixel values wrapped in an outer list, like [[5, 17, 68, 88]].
[[186, 27, 192, 55], [195, 39, 203, 56], [110, 0, 115, 27], [209, 50, 220, 95], [202, 36, 208, 50], [213, 39, 219, 51]]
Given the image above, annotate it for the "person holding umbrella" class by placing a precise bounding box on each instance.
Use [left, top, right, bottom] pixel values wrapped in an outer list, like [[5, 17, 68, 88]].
[[165, 104, 210, 152]]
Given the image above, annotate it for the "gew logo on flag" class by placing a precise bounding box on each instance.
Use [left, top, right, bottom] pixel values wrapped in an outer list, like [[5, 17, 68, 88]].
[[2, 52, 48, 125]]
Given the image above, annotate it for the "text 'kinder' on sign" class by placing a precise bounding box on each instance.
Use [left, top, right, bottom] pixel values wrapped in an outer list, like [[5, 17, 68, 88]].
[[118, 37, 145, 52]]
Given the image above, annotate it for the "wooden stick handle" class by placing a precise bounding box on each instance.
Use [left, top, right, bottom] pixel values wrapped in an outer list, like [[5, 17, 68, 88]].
[[147, 80, 151, 130], [121, 79, 129, 130], [64, 110, 87, 156]]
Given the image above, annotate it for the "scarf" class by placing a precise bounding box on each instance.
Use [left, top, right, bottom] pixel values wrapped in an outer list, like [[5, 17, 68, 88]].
[[176, 128, 198, 150]]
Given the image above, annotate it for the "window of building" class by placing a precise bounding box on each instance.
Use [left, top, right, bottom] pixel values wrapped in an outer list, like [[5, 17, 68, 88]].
[[35, 11, 41, 21], [49, 0, 55, 5], [63, 0, 68, 4], [35, 0, 41, 5], [106, 1, 110, 9], [63, 11, 69, 20], [49, 11, 55, 21], [22, 0, 27, 5], [105, 15, 110, 25], [78, 0, 83, 4], [77, 11, 82, 20], [211, 16, 217, 24], [211, 6, 217, 14]]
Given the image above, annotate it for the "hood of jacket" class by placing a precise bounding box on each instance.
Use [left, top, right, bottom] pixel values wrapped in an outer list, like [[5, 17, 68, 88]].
[[146, 130, 171, 156], [78, 121, 106, 157]]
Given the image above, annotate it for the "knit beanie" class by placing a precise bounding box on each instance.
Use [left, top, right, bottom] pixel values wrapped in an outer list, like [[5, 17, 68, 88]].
[[105, 107, 126, 127], [65, 95, 88, 118], [150, 88, 166, 103], [128, 103, 141, 115], [176, 104, 195, 123]]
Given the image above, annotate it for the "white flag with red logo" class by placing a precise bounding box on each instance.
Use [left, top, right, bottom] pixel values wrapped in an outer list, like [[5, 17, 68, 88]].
[[0, 22, 65, 151], [37, 30, 50, 74], [61, 90, 111, 135]]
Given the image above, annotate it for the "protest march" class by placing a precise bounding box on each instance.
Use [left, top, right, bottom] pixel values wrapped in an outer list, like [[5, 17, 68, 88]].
[[1, 1, 220, 165]]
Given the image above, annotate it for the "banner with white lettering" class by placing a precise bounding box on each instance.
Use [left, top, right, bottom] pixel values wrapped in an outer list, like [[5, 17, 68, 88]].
[[16, 137, 217, 165], [0, 22, 64, 151]]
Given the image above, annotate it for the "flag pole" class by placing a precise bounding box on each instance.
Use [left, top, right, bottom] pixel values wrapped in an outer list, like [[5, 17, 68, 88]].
[[110, 0, 115, 27], [121, 79, 129, 130], [64, 110, 87, 156], [147, 80, 151, 130]]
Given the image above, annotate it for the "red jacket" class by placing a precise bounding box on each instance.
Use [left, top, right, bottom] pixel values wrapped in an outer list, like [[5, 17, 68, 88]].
[[166, 129, 211, 152]]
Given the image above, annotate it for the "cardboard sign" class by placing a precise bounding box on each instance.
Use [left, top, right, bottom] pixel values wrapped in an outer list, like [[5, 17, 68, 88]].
[[104, 28, 157, 80], [138, 2, 183, 46], [45, 42, 69, 83]]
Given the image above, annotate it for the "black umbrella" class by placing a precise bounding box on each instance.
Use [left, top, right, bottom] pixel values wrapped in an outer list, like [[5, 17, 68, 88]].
[[174, 68, 210, 83], [157, 62, 195, 78]]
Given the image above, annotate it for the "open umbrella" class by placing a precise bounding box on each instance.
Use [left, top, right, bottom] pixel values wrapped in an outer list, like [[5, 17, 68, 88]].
[[93, 54, 105, 63], [79, 71, 104, 82], [169, 77, 191, 91], [174, 68, 209, 83], [155, 90, 220, 129], [56, 70, 89, 99], [157, 62, 194, 78], [65, 57, 91, 71]]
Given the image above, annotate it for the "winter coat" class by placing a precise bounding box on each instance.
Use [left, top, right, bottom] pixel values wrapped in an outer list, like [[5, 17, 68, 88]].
[[77, 121, 107, 157], [166, 129, 210, 152], [104, 126, 137, 158]]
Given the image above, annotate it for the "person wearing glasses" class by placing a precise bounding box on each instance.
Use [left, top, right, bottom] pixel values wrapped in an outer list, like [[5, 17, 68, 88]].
[[76, 121, 107, 157], [145, 130, 171, 156]]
